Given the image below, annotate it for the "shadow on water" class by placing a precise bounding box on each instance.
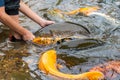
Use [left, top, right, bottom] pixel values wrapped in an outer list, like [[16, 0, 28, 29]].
[[0, 0, 120, 80]]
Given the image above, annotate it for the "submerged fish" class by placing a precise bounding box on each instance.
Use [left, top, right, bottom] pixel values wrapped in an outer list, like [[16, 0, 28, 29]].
[[33, 30, 88, 46], [48, 6, 100, 18], [89, 12, 120, 27], [32, 37, 61, 45], [47, 9, 65, 19], [64, 6, 100, 16], [90, 61, 120, 79], [38, 49, 104, 80], [59, 38, 105, 50], [32, 36, 86, 46]]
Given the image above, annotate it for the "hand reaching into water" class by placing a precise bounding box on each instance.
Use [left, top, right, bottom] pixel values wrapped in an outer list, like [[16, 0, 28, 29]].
[[39, 19, 55, 28], [12, 19, 54, 41], [22, 29, 35, 41], [19, 1, 55, 41]]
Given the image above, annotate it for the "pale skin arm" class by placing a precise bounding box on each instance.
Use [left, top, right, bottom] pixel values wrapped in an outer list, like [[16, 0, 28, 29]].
[[19, 1, 55, 27], [0, 1, 54, 41], [0, 7, 35, 41]]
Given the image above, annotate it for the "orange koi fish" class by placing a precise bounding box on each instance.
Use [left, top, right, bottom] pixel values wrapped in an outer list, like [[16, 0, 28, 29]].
[[38, 49, 104, 80], [64, 6, 100, 16], [32, 37, 70, 45], [47, 6, 100, 19], [32, 32, 87, 46], [32, 37, 58, 45]]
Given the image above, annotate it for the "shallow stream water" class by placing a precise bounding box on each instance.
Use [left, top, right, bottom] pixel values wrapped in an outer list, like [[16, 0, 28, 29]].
[[0, 0, 120, 80]]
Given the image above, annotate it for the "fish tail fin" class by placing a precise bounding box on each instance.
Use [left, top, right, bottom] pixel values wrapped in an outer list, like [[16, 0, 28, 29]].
[[83, 71, 104, 80]]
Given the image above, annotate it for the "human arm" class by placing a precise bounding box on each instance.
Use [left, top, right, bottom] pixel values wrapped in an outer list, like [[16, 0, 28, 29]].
[[19, 1, 55, 27], [0, 7, 35, 41]]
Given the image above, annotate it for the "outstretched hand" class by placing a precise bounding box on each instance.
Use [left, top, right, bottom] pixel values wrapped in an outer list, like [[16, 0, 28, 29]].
[[40, 19, 55, 27]]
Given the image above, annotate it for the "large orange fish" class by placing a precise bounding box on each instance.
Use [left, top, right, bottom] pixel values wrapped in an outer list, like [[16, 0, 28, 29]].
[[32, 37, 74, 46], [38, 49, 104, 80], [32, 37, 58, 45], [32, 32, 87, 46]]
